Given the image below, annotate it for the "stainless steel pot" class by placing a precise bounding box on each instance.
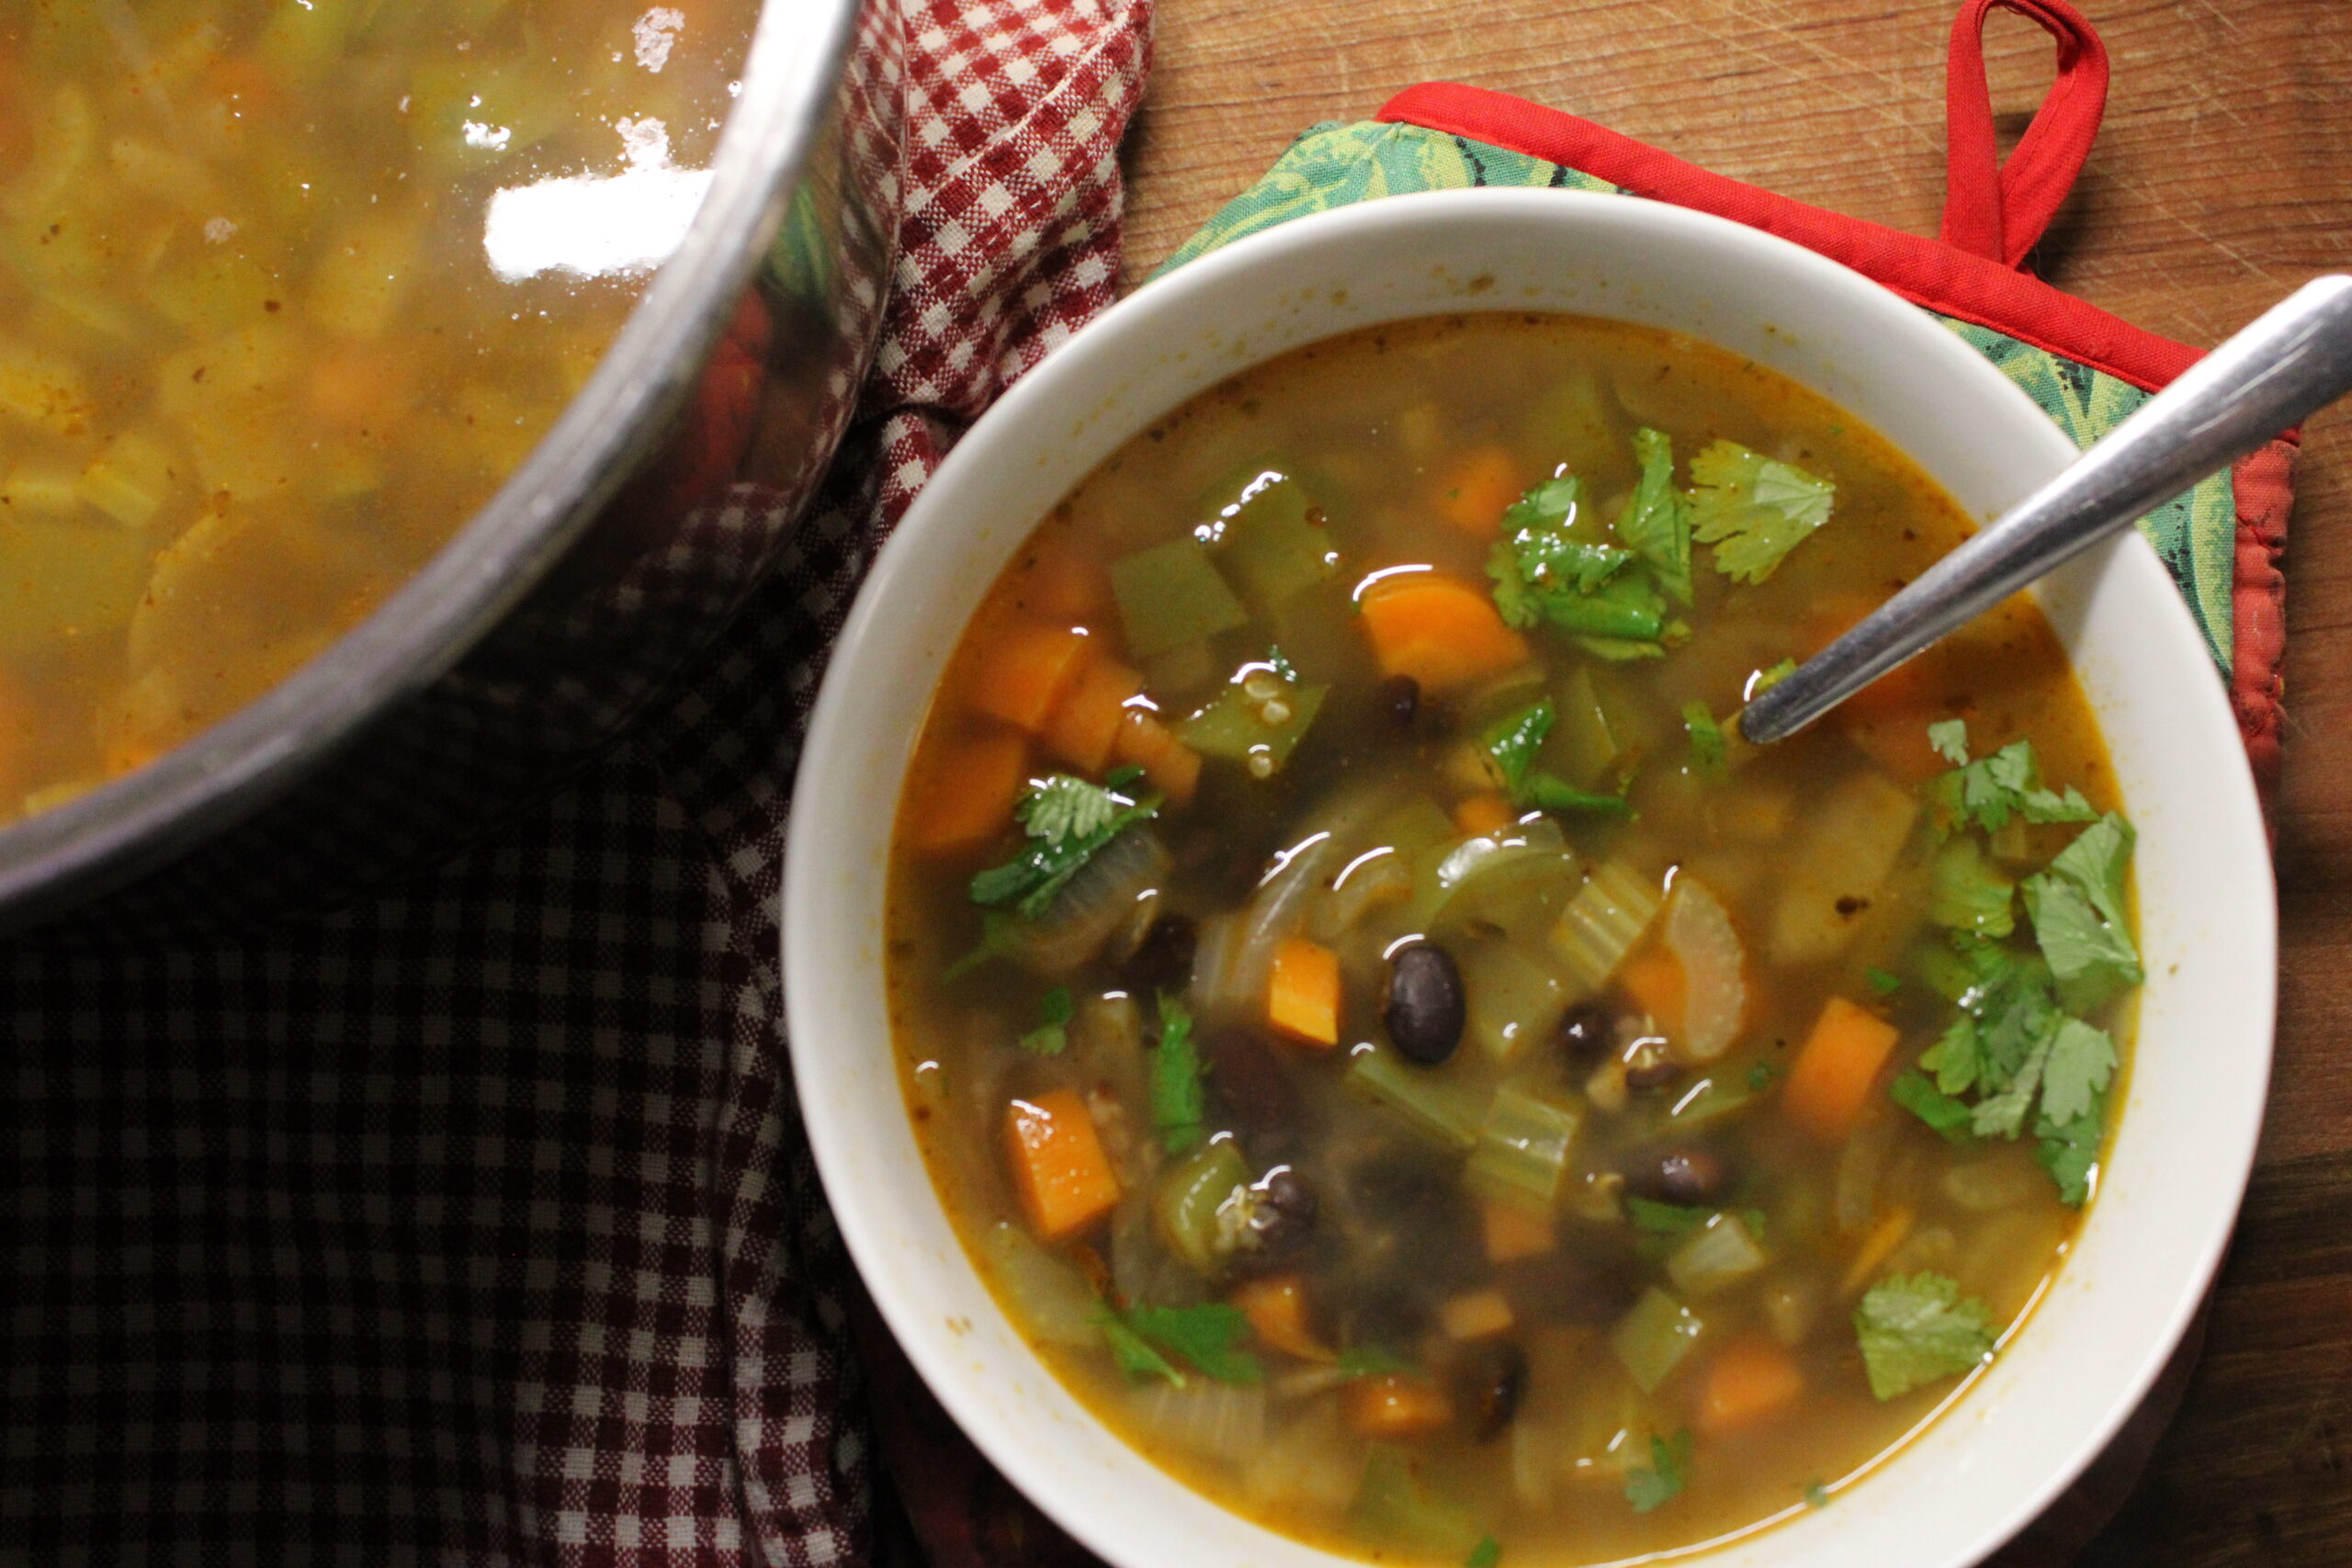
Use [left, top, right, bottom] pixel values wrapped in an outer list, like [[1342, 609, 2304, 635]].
[[0, 0, 903, 938]]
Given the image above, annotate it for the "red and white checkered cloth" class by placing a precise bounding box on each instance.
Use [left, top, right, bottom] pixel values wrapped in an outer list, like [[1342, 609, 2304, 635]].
[[0, 1, 1150, 1562]]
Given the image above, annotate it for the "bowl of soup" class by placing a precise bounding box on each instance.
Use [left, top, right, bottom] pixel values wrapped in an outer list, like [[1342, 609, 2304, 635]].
[[0, 0, 900, 933], [785, 189, 2273, 1568]]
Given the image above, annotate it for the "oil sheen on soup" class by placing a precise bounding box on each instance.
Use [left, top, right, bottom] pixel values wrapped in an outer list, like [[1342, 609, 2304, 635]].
[[887, 315, 2142, 1564], [0, 0, 757, 823]]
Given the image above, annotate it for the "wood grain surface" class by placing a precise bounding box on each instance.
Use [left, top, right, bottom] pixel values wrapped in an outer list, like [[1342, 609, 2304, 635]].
[[1113, 2, 2352, 1560]]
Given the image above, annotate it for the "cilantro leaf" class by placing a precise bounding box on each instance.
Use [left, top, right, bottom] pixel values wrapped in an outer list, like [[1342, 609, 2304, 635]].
[[1852, 1272, 1996, 1400], [1097, 1311, 1185, 1385], [1866, 966, 1902, 996], [1150, 992, 1204, 1155], [1465, 1537, 1502, 1568], [1928, 718, 1971, 765], [1123, 1302, 1262, 1384], [1623, 1429, 1693, 1514], [2034, 1094, 2106, 1207], [1481, 701, 1634, 817], [1969, 1028, 2051, 1139], [1018, 987, 1076, 1055], [1617, 427, 1691, 604], [1933, 737, 2098, 834], [1891, 1068, 1975, 1145], [970, 773, 1161, 918], [1804, 1483, 1830, 1510], [1919, 1011, 1982, 1096], [2038, 1016, 2118, 1127], [1486, 470, 1668, 653], [1682, 701, 1726, 777], [2023, 813, 2143, 1011], [1930, 837, 2017, 939], [1626, 1197, 1710, 1236], [1688, 439, 1834, 583]]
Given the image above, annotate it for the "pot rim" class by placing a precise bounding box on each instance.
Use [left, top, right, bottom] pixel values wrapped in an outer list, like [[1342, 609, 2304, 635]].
[[0, 0, 865, 928]]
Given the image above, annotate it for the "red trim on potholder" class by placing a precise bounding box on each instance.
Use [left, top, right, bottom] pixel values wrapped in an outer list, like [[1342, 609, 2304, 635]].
[[2232, 439, 2295, 825], [1376, 81, 2201, 396]]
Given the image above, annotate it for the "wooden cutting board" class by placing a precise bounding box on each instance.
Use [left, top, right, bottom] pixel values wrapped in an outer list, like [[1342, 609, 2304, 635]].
[[1114, 4, 2352, 1562]]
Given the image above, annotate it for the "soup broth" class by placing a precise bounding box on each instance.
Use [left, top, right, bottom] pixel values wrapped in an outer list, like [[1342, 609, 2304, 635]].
[[0, 0, 756, 822], [886, 314, 2140, 1563]]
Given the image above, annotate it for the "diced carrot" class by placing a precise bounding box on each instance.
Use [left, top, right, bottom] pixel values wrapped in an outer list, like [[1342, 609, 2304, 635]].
[[1696, 1335, 1804, 1437], [1839, 1204, 1917, 1296], [1434, 444, 1524, 537], [1267, 935, 1341, 1048], [1003, 1089, 1123, 1243], [1231, 1275, 1335, 1363], [968, 621, 1096, 735], [1438, 1290, 1515, 1341], [1617, 945, 1688, 1038], [311, 345, 418, 430], [1344, 1374, 1454, 1440], [1358, 573, 1530, 695], [1013, 541, 1114, 625], [1781, 996, 1903, 1142], [905, 730, 1030, 858], [1042, 658, 1144, 774], [1806, 597, 1949, 784], [1452, 792, 1517, 838], [1113, 708, 1201, 807], [1482, 1200, 1554, 1263]]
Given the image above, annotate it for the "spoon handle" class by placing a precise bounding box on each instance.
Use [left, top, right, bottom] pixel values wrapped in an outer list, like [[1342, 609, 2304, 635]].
[[1740, 274, 2352, 744]]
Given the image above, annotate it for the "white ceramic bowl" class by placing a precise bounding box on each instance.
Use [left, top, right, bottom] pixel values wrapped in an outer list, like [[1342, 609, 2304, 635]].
[[785, 189, 2274, 1568]]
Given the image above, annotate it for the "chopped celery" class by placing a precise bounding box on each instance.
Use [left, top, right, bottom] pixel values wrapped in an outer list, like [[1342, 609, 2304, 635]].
[[1154, 1139, 1250, 1274], [1552, 667, 1622, 788], [1461, 941, 1571, 1063], [1345, 1046, 1485, 1151], [1665, 1073, 1756, 1132], [1176, 667, 1328, 776], [1665, 1212, 1769, 1297], [1111, 538, 1248, 659], [1610, 1286, 1705, 1393], [1930, 837, 2017, 939], [1372, 796, 1459, 857], [1466, 1085, 1582, 1215], [1205, 468, 1339, 604], [1768, 770, 1920, 966], [981, 1222, 1101, 1348], [1549, 862, 1662, 997], [1519, 370, 1618, 470], [1348, 1446, 1483, 1558], [76, 430, 179, 528]]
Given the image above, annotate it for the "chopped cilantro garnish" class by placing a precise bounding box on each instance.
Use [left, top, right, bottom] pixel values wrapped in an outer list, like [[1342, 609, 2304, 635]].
[[1928, 725, 2098, 834], [1746, 1061, 1781, 1091], [1464, 1536, 1503, 1568], [1265, 645, 1299, 682], [2022, 813, 2143, 1011], [2034, 1092, 2106, 1206], [1681, 701, 1726, 777], [1930, 837, 2017, 939], [1097, 1310, 1185, 1384], [1626, 1197, 1711, 1236], [1687, 439, 1834, 584], [2037, 1015, 2118, 1126], [970, 772, 1160, 918], [1803, 1482, 1830, 1510], [1890, 1068, 1974, 1145], [1866, 966, 1902, 996], [1480, 700, 1634, 818], [1149, 992, 1204, 1155], [1486, 466, 1671, 657], [1853, 1272, 1996, 1400], [1121, 1302, 1262, 1384], [1617, 427, 1691, 604], [1019, 987, 1076, 1055], [1623, 1429, 1692, 1513]]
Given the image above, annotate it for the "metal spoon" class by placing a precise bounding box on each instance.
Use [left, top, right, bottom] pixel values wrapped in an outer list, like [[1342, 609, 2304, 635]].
[[1738, 274, 2352, 744]]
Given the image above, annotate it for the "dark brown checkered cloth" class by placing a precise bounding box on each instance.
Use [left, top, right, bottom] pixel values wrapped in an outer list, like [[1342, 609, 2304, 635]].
[[0, 1, 1151, 1561]]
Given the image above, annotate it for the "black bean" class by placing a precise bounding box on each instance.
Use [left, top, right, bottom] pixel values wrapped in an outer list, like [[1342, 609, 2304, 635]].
[[1452, 1339, 1528, 1442], [1630, 1147, 1731, 1206], [1384, 942, 1465, 1066], [1123, 913, 1197, 994], [1554, 1001, 1614, 1065], [1378, 673, 1420, 728], [1238, 1166, 1317, 1261]]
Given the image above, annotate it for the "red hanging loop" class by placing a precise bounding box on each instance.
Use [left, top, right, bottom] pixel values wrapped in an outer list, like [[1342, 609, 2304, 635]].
[[1939, 0, 2109, 270]]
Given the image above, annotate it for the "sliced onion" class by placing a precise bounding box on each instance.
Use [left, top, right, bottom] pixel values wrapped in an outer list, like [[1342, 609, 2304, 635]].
[[1134, 1377, 1268, 1466], [1000, 828, 1170, 976], [1664, 875, 1747, 1062]]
